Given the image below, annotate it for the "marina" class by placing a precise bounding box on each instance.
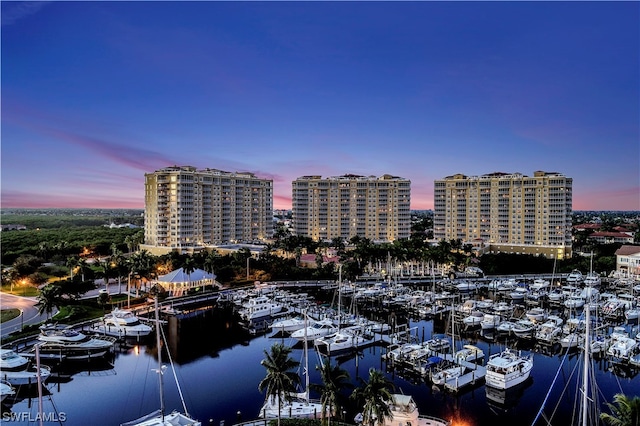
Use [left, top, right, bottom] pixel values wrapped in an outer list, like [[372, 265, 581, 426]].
[[1, 275, 639, 425]]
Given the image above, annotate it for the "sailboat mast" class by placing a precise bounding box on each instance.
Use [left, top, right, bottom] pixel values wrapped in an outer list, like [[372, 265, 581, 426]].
[[303, 309, 309, 400], [581, 299, 591, 426], [36, 344, 43, 426], [338, 264, 342, 331], [155, 296, 165, 420]]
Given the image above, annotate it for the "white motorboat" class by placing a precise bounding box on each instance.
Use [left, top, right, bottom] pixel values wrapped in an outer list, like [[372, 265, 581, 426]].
[[511, 319, 537, 339], [530, 279, 550, 291], [290, 319, 337, 342], [425, 336, 451, 355], [454, 345, 484, 363], [534, 316, 564, 345], [525, 307, 548, 323], [625, 307, 639, 321], [238, 295, 283, 321], [269, 316, 306, 334], [36, 324, 116, 361], [315, 325, 375, 356], [92, 308, 153, 338], [564, 295, 585, 309], [358, 393, 449, 426], [462, 311, 483, 328], [431, 365, 466, 386], [455, 281, 478, 292], [583, 271, 601, 287], [485, 348, 533, 390], [607, 335, 638, 361], [0, 348, 51, 386], [509, 287, 529, 301], [496, 321, 518, 335], [480, 313, 502, 330], [384, 343, 424, 363], [566, 270, 583, 284], [559, 332, 584, 349]]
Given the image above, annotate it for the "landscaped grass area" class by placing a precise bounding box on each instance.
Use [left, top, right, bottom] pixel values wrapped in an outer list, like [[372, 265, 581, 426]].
[[0, 285, 39, 297], [1, 308, 20, 323]]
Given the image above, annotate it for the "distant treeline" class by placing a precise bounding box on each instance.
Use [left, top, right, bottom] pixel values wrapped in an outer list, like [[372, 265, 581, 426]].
[[0, 213, 144, 229], [1, 225, 140, 265]]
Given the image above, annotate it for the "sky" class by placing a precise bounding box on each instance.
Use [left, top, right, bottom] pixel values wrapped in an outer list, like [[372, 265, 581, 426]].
[[1, 1, 639, 212]]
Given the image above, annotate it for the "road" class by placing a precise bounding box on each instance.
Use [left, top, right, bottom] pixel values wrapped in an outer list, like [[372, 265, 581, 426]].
[[0, 292, 53, 338]]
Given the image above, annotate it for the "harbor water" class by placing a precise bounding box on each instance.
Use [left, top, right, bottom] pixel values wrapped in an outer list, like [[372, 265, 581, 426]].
[[2, 300, 639, 426]]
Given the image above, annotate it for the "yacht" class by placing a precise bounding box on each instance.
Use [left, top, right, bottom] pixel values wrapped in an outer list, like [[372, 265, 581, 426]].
[[431, 364, 466, 386], [480, 313, 502, 330], [559, 332, 584, 350], [534, 316, 564, 345], [511, 319, 537, 339], [607, 333, 638, 361], [462, 311, 484, 329], [314, 325, 375, 356], [0, 348, 51, 386], [453, 345, 484, 363], [290, 319, 337, 343], [583, 271, 601, 287], [92, 308, 153, 338], [525, 307, 548, 323], [238, 295, 283, 321], [36, 324, 116, 361], [485, 348, 533, 390], [566, 270, 584, 284], [269, 316, 307, 334]]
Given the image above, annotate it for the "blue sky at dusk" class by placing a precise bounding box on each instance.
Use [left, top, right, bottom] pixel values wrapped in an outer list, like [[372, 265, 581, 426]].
[[2, 1, 638, 211]]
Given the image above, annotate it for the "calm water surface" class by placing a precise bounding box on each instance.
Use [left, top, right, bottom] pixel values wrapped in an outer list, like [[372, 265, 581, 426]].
[[3, 304, 639, 426]]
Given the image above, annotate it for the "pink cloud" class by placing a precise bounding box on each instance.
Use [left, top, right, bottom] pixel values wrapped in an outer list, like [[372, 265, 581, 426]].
[[1, 190, 143, 209]]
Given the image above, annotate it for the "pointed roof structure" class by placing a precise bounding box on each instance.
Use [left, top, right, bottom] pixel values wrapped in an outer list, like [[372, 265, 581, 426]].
[[156, 267, 218, 296], [158, 267, 216, 283]]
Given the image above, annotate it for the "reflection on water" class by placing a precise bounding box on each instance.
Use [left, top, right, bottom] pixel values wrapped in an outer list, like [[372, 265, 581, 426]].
[[485, 377, 534, 412], [1, 302, 639, 426]]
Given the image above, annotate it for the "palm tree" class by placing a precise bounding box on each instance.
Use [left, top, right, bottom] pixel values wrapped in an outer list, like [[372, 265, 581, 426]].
[[203, 250, 220, 277], [99, 259, 113, 293], [258, 343, 301, 426], [601, 393, 640, 426], [128, 250, 156, 294], [350, 368, 394, 426], [311, 359, 352, 426], [66, 256, 79, 280], [111, 249, 126, 294], [35, 284, 63, 319], [182, 256, 196, 293]]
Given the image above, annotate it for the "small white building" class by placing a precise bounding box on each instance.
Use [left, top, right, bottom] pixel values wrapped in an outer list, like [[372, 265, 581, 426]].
[[156, 267, 218, 296], [614, 245, 640, 277]]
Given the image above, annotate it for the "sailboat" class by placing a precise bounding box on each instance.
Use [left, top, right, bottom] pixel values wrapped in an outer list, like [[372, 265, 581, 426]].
[[259, 310, 328, 419], [432, 297, 467, 387], [531, 296, 601, 425], [120, 297, 200, 426]]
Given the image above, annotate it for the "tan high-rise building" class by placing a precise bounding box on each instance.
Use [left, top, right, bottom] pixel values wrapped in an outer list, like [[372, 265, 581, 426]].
[[434, 171, 572, 259], [143, 166, 273, 254], [292, 174, 411, 242]]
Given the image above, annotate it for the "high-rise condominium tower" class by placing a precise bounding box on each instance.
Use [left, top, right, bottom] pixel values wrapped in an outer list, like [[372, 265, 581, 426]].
[[434, 171, 573, 259], [143, 166, 273, 254], [292, 174, 411, 242]]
